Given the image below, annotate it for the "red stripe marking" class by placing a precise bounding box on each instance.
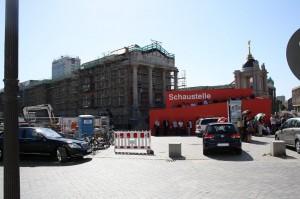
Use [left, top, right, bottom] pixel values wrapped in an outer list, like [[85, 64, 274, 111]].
[[141, 133, 144, 138], [127, 133, 130, 138], [134, 133, 137, 138]]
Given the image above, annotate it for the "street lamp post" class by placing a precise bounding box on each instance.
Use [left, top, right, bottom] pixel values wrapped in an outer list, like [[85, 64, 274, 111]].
[[4, 0, 20, 198]]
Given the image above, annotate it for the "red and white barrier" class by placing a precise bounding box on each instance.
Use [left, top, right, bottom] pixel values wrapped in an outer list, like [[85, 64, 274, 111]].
[[114, 131, 152, 154]]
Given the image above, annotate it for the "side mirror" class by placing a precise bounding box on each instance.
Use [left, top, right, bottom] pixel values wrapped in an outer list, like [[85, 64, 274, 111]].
[[36, 133, 45, 141]]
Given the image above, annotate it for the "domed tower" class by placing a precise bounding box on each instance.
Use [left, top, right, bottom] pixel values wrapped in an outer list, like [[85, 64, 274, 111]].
[[234, 41, 269, 98]]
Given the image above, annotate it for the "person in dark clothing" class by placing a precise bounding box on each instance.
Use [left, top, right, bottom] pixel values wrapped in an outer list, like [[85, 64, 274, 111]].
[[163, 119, 169, 136], [154, 118, 160, 136], [106, 109, 114, 125], [242, 116, 248, 142]]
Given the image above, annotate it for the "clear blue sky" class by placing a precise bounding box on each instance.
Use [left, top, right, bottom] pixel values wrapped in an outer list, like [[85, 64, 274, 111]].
[[0, 0, 299, 99]]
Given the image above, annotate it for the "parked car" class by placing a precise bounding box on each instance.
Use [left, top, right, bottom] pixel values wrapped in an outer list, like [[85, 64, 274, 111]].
[[0, 127, 92, 162], [195, 117, 220, 137], [275, 118, 300, 154], [202, 122, 242, 155]]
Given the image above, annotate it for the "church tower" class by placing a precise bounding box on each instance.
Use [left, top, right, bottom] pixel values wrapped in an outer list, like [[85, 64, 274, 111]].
[[234, 41, 269, 98]]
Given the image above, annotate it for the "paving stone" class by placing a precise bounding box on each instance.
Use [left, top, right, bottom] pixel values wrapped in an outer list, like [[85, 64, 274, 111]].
[[0, 135, 299, 198]]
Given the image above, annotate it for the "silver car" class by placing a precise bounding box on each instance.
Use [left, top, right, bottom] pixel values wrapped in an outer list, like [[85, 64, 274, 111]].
[[275, 118, 300, 154]]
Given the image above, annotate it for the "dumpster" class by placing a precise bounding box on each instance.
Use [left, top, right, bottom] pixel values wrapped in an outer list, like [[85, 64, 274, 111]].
[[78, 115, 94, 138]]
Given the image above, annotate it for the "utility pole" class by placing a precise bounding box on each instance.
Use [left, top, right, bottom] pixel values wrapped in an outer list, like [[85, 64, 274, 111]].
[[4, 0, 20, 198]]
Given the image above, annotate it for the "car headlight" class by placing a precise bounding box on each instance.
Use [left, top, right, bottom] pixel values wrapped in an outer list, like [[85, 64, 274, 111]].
[[68, 142, 82, 149]]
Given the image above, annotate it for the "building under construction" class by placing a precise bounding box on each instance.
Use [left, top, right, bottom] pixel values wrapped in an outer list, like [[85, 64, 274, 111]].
[[0, 41, 180, 129]]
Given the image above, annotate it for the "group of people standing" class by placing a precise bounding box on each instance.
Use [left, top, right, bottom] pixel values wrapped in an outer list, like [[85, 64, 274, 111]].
[[237, 113, 287, 142], [154, 118, 193, 136], [237, 116, 255, 142], [237, 115, 267, 142]]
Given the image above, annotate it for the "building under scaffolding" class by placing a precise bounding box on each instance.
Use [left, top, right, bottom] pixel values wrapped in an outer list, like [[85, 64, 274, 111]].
[[0, 41, 180, 130]]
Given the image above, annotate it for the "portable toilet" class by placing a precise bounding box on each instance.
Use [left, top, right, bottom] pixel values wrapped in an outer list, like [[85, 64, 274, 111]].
[[78, 115, 94, 138]]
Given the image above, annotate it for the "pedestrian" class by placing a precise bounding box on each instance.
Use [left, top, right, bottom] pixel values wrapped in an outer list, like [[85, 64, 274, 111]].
[[163, 119, 169, 136], [237, 117, 243, 139], [246, 117, 254, 142], [270, 114, 277, 135], [187, 120, 192, 136], [280, 115, 287, 126], [172, 120, 178, 135], [258, 116, 263, 136], [242, 116, 248, 142], [178, 120, 184, 136], [154, 118, 160, 136]]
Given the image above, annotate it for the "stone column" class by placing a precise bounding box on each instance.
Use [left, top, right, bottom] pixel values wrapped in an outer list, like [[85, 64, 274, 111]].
[[239, 75, 242, 88], [174, 70, 178, 90], [148, 65, 154, 107], [252, 73, 257, 91], [264, 72, 268, 93], [132, 64, 138, 108], [241, 76, 247, 88], [256, 73, 262, 95], [234, 71, 241, 89], [162, 68, 166, 107]]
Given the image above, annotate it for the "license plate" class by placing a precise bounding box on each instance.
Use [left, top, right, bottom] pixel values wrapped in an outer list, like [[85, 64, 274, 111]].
[[217, 143, 229, 147], [87, 148, 92, 153]]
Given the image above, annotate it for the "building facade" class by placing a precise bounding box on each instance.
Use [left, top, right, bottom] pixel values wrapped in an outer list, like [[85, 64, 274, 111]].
[[276, 95, 286, 102], [0, 41, 178, 129], [234, 42, 269, 98], [292, 86, 300, 111], [52, 56, 81, 80], [77, 42, 178, 128], [233, 42, 276, 113]]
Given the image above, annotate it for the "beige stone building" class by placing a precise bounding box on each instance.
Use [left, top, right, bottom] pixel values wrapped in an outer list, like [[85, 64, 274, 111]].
[[0, 41, 178, 129], [234, 42, 269, 98]]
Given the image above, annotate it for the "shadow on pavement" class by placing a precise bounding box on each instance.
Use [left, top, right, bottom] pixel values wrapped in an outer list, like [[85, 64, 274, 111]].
[[0, 155, 93, 167], [170, 156, 186, 161], [204, 150, 254, 161], [249, 139, 268, 145]]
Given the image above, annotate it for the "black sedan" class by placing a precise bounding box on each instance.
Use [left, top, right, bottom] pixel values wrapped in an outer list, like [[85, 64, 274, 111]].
[[0, 127, 92, 162], [203, 122, 242, 155]]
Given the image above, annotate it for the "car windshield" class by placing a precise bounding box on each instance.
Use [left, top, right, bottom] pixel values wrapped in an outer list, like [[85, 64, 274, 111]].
[[201, 118, 218, 125], [37, 128, 62, 138], [208, 124, 236, 134]]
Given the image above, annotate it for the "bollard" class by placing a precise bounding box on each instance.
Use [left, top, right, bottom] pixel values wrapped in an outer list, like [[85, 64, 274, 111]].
[[169, 143, 181, 158], [270, 140, 286, 157]]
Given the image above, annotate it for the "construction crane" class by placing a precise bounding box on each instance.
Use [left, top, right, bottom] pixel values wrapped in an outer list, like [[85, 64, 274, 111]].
[[22, 104, 56, 126]]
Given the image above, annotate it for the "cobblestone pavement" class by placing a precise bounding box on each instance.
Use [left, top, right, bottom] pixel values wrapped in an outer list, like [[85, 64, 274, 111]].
[[0, 135, 299, 199]]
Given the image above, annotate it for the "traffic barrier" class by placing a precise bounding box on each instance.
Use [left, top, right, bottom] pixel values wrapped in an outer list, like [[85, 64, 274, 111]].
[[114, 131, 152, 154]]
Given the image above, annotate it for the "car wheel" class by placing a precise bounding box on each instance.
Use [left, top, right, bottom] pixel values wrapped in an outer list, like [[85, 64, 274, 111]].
[[236, 148, 242, 155], [57, 147, 68, 163], [296, 140, 300, 154], [203, 148, 208, 156]]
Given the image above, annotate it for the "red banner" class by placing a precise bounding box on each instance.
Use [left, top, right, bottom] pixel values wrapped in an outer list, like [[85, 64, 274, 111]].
[[166, 88, 253, 109], [150, 88, 271, 136]]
